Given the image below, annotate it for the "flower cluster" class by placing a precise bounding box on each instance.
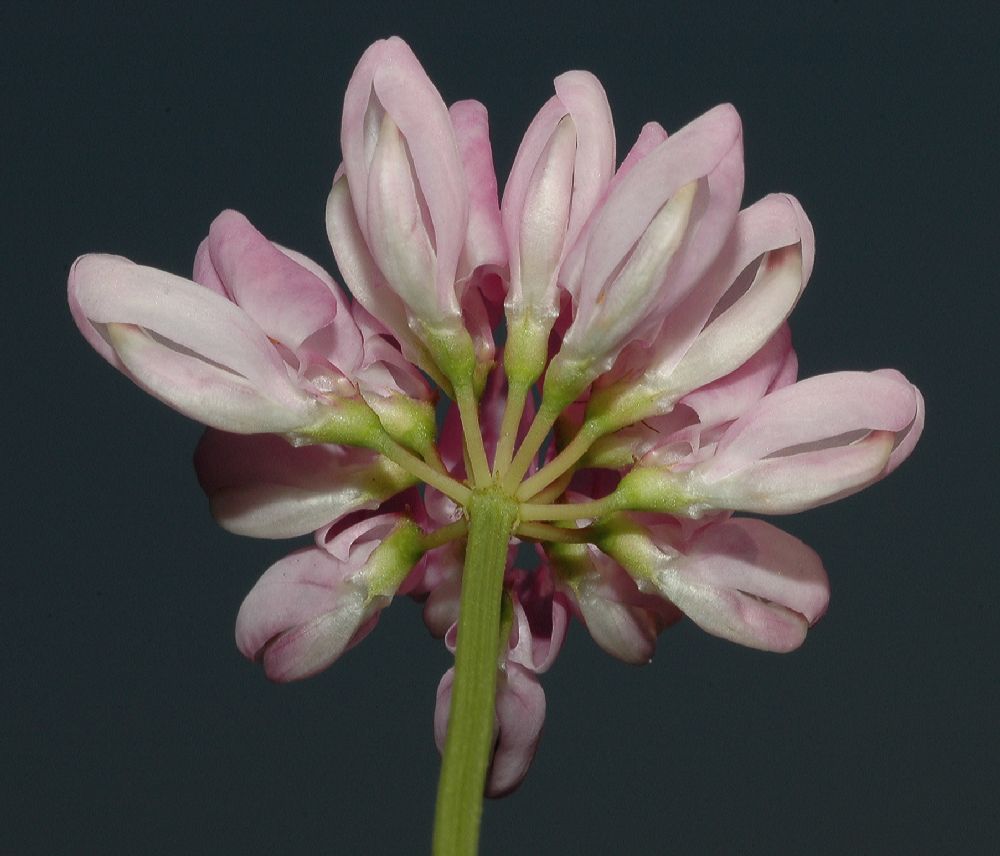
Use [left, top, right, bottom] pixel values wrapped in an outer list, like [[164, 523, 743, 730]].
[[69, 36, 923, 798]]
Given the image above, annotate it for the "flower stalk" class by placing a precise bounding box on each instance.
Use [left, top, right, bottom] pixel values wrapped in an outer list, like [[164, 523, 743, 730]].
[[433, 489, 519, 856]]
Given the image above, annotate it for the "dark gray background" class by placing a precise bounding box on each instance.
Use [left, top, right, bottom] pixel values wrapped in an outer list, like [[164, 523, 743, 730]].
[[5, 2, 997, 853]]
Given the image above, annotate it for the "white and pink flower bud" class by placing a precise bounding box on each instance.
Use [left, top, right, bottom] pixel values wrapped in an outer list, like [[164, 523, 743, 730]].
[[70, 210, 438, 450], [588, 193, 814, 434], [69, 252, 324, 436], [193, 429, 415, 539], [550, 540, 680, 664], [333, 38, 505, 390], [434, 663, 546, 798], [600, 516, 829, 653], [339, 38, 467, 325], [432, 566, 566, 796], [235, 514, 424, 682], [620, 370, 924, 516], [501, 71, 615, 382], [549, 104, 745, 396], [583, 324, 798, 470]]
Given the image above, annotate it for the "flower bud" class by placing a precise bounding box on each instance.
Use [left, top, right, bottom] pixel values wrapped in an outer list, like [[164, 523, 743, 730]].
[[194, 430, 415, 539], [434, 663, 547, 798], [236, 515, 424, 682], [549, 541, 679, 664], [616, 371, 923, 516], [502, 71, 615, 386], [336, 36, 491, 390], [597, 515, 829, 653]]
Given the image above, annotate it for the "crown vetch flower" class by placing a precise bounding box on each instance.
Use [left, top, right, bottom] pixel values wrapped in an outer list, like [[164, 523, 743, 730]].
[[330, 36, 505, 396], [501, 69, 615, 385], [70, 34, 924, 853]]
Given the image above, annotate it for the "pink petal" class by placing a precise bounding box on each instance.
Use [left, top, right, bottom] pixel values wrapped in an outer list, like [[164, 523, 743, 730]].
[[502, 72, 614, 311], [70, 254, 315, 432], [433, 663, 547, 798], [449, 100, 507, 286], [191, 238, 227, 296], [574, 104, 744, 327], [507, 567, 570, 674], [235, 546, 381, 682], [420, 545, 464, 637], [872, 369, 925, 475], [644, 193, 813, 385], [662, 202, 810, 397], [556, 544, 678, 664], [679, 324, 795, 430], [107, 323, 315, 433], [559, 121, 668, 296], [326, 176, 432, 371], [706, 371, 919, 479], [486, 664, 546, 797], [353, 303, 434, 401], [205, 210, 347, 350], [564, 180, 699, 363], [316, 511, 407, 562], [194, 430, 412, 538], [614, 122, 668, 184], [341, 37, 468, 309], [645, 517, 828, 652], [552, 71, 616, 248], [696, 432, 896, 514], [502, 95, 569, 290], [668, 371, 922, 513], [365, 114, 444, 318]]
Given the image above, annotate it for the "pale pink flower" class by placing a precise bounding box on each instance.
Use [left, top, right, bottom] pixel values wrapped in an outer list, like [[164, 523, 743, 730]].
[[328, 36, 505, 389], [236, 513, 424, 682], [434, 567, 568, 796], [69, 209, 432, 439]]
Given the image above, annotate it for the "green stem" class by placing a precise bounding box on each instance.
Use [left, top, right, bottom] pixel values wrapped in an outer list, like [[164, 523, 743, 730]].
[[491, 380, 529, 477], [433, 488, 518, 856], [377, 438, 471, 506], [522, 469, 574, 505], [516, 521, 593, 544], [499, 404, 558, 494], [515, 418, 605, 500], [519, 494, 621, 522], [456, 383, 492, 487], [423, 520, 469, 551]]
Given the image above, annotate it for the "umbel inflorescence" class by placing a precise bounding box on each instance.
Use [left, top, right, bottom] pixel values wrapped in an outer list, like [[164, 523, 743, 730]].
[[69, 35, 923, 852]]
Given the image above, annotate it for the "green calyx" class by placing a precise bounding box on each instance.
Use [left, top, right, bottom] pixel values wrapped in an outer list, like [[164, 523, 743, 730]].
[[614, 467, 699, 516], [364, 518, 428, 601], [590, 514, 660, 585], [420, 319, 485, 399], [296, 396, 391, 450], [363, 392, 438, 458], [504, 311, 554, 390], [584, 378, 675, 438]]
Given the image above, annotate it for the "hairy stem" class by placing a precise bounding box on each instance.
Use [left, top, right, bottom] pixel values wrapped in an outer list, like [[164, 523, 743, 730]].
[[516, 521, 593, 544], [422, 520, 469, 551]]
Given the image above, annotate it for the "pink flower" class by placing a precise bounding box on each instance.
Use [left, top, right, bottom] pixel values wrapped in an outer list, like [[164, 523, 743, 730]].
[[69, 209, 432, 442], [327, 36, 505, 391], [70, 35, 923, 803], [434, 567, 568, 797], [236, 513, 425, 682]]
